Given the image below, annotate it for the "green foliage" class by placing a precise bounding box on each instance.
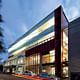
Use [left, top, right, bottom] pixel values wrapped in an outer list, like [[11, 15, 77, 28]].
[[0, 1, 6, 53], [0, 32, 3, 36], [0, 30, 6, 53], [0, 14, 3, 22], [0, 22, 5, 53]]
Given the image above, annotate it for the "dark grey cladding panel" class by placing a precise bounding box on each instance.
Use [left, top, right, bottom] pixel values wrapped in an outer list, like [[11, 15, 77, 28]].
[[69, 17, 80, 72], [69, 17, 80, 25]]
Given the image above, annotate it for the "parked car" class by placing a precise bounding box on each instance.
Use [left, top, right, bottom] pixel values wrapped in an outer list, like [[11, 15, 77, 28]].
[[39, 72, 57, 79], [15, 71, 22, 74], [23, 70, 35, 76]]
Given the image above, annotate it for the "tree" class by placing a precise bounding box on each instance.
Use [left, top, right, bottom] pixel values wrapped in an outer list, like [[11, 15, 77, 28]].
[[0, 27, 5, 53], [0, 1, 6, 68], [0, 0, 6, 53]]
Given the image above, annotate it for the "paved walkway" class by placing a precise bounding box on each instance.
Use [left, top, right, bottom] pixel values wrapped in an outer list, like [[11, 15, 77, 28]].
[[0, 73, 31, 80]]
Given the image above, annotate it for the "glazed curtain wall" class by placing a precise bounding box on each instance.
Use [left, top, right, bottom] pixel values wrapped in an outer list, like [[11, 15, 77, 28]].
[[26, 53, 40, 75], [8, 12, 55, 56], [26, 50, 55, 75]]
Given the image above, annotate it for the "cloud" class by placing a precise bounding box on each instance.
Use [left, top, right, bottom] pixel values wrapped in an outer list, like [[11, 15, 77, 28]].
[[72, 10, 79, 18], [68, 7, 79, 20], [1, 23, 18, 48], [62, 0, 80, 21], [3, 26, 16, 46], [22, 23, 28, 33], [62, 0, 70, 7]]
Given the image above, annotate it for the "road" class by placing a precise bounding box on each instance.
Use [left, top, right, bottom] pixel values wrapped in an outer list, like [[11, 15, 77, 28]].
[[0, 73, 32, 80]]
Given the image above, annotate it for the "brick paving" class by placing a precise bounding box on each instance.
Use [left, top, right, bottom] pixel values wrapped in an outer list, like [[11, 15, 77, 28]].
[[0, 73, 32, 80]]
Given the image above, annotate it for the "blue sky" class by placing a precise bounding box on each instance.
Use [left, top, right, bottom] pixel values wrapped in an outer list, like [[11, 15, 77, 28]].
[[0, 0, 80, 60]]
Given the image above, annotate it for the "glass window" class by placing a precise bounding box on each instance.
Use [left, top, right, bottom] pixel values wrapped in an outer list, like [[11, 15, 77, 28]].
[[42, 50, 55, 64], [50, 56, 55, 62], [63, 31, 68, 62], [9, 16, 54, 54], [26, 53, 40, 75], [18, 57, 24, 64], [52, 67, 55, 75], [42, 66, 55, 76], [63, 66, 68, 77]]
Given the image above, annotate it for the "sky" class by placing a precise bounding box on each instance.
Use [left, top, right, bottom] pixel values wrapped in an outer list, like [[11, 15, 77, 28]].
[[0, 0, 80, 60]]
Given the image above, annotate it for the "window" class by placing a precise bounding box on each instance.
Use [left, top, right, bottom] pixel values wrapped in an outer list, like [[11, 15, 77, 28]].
[[42, 50, 55, 64], [18, 57, 24, 64], [63, 66, 68, 77]]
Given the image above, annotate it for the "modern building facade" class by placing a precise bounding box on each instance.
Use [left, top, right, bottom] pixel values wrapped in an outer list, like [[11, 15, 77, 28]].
[[69, 17, 80, 80], [3, 6, 68, 78], [3, 51, 25, 73]]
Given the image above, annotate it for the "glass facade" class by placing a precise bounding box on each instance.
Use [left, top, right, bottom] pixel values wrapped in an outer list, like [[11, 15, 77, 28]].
[[42, 50, 55, 64], [8, 12, 54, 56], [26, 50, 56, 76], [3, 54, 25, 73], [63, 66, 68, 77], [25, 28, 68, 77], [42, 50, 55, 76], [62, 28, 68, 77], [26, 53, 40, 75], [5, 6, 68, 78], [42, 66, 55, 76], [63, 30, 68, 62], [18, 57, 24, 64]]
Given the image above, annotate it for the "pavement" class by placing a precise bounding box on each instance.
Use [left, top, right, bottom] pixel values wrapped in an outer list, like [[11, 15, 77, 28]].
[[0, 73, 32, 80]]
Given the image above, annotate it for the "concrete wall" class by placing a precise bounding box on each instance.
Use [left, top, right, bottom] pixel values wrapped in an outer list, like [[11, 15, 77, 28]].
[[69, 17, 80, 78]]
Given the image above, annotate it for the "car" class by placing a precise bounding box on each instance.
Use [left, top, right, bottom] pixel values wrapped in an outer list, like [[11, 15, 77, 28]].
[[15, 71, 23, 74], [39, 72, 57, 79], [23, 70, 35, 76]]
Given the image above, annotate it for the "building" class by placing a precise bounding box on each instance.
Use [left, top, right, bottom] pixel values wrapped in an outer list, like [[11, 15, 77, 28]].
[[69, 17, 80, 80], [3, 6, 68, 78], [3, 52, 25, 73]]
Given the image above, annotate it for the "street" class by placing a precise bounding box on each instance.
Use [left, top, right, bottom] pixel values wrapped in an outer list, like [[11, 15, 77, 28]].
[[0, 73, 31, 80]]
